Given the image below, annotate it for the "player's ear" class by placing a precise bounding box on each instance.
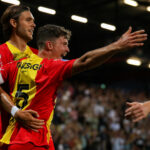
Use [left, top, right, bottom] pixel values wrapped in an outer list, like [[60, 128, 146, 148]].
[[45, 41, 53, 51], [10, 19, 17, 28]]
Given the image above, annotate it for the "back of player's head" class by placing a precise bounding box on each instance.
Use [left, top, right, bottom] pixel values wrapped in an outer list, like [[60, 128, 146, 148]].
[[1, 5, 30, 41], [36, 24, 71, 50]]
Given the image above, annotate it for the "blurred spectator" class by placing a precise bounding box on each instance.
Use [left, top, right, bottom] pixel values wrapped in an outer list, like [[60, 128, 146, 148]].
[[51, 81, 150, 150]]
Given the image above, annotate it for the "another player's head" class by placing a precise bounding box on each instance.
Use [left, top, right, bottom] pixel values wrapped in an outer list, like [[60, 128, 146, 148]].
[[1, 5, 35, 42], [37, 24, 71, 59]]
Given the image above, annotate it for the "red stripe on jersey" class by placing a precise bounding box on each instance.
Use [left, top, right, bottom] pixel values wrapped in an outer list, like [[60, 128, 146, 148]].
[[0, 44, 13, 67]]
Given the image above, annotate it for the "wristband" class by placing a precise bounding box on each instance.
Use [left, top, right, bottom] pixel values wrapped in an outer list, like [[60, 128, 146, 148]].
[[11, 106, 19, 117]]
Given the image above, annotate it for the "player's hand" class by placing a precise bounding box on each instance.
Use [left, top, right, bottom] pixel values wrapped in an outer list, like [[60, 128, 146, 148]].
[[14, 109, 44, 132], [115, 26, 147, 51], [125, 102, 150, 122]]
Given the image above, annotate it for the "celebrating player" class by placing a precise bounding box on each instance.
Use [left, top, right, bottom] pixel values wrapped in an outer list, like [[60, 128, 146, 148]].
[[0, 24, 147, 150]]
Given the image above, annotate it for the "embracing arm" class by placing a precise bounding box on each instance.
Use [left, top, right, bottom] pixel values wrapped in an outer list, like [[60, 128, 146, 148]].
[[0, 87, 44, 131], [0, 87, 14, 114], [72, 27, 147, 75]]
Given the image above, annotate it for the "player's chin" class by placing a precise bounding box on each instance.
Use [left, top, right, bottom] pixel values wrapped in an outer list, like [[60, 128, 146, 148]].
[[29, 35, 33, 40], [27, 33, 33, 40], [26, 36, 33, 42], [62, 53, 67, 58]]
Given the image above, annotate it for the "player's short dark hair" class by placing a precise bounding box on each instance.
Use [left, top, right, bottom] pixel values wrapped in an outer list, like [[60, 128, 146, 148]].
[[1, 5, 30, 40], [37, 24, 71, 50]]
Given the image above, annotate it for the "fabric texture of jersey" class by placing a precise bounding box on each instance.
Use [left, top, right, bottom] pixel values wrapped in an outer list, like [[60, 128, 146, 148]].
[[0, 53, 75, 148], [0, 42, 38, 67], [7, 142, 48, 150], [0, 42, 38, 140]]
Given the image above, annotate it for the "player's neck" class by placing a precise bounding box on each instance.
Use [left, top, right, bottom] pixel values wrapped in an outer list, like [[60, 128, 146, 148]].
[[8, 36, 27, 52], [38, 50, 55, 59]]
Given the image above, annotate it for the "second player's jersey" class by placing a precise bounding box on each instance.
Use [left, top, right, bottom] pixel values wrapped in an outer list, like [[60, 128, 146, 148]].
[[0, 41, 38, 67], [0, 41, 38, 139], [0, 54, 75, 147]]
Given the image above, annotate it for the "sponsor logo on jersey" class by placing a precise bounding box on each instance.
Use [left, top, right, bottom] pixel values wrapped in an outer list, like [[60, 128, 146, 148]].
[[17, 62, 43, 70]]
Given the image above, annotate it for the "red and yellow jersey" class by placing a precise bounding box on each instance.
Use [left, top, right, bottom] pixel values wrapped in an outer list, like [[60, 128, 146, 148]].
[[0, 41, 38, 67], [0, 54, 75, 147], [0, 42, 38, 139]]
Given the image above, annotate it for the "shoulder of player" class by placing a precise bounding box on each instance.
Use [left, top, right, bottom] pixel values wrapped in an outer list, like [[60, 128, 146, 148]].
[[42, 58, 68, 64], [41, 58, 75, 69], [1, 60, 18, 68], [0, 43, 13, 58], [29, 46, 38, 55], [0, 43, 10, 52]]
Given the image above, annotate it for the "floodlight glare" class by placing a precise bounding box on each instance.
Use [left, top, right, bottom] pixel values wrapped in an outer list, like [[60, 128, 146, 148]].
[[1, 0, 20, 5], [100, 23, 116, 31], [146, 6, 150, 12], [71, 15, 88, 23], [38, 6, 56, 15], [123, 0, 138, 7], [126, 57, 141, 66]]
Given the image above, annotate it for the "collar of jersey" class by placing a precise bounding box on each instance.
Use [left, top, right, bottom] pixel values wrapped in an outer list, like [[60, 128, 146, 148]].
[[6, 41, 33, 61]]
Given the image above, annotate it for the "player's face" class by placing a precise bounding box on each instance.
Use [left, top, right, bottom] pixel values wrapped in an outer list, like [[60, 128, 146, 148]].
[[52, 36, 70, 59], [16, 11, 36, 42]]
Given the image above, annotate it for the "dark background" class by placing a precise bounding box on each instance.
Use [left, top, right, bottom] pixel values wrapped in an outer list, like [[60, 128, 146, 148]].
[[0, 0, 150, 86]]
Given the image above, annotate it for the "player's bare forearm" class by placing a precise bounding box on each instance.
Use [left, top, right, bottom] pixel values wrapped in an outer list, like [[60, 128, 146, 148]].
[[0, 87, 44, 130], [72, 27, 147, 75], [72, 43, 117, 75], [0, 87, 14, 114]]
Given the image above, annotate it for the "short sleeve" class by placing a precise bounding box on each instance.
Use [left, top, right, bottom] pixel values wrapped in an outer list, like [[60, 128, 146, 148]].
[[30, 47, 38, 55], [0, 44, 13, 67], [45, 59, 76, 81], [0, 63, 10, 84]]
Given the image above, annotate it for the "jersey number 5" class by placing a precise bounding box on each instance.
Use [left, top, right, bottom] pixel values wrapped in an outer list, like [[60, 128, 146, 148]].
[[15, 84, 29, 109]]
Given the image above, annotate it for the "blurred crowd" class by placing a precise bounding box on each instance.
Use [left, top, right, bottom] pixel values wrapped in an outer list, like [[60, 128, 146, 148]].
[[51, 81, 150, 150]]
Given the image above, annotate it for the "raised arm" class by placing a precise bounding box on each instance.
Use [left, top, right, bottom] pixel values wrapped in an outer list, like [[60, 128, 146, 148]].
[[0, 87, 44, 131], [72, 27, 147, 75]]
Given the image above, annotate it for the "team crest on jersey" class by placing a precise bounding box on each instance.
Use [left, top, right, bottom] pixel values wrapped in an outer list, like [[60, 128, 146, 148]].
[[17, 62, 43, 70]]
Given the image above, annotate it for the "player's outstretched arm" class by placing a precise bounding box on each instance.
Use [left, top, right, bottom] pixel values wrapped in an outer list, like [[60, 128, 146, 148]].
[[0, 87, 44, 131], [125, 101, 150, 122], [72, 27, 147, 75]]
